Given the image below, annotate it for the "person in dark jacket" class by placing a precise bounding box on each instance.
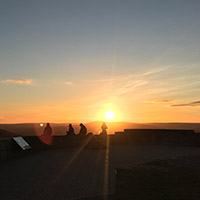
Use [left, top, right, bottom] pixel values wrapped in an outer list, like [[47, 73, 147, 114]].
[[101, 122, 108, 135], [79, 123, 87, 135], [43, 123, 52, 135], [66, 124, 75, 135]]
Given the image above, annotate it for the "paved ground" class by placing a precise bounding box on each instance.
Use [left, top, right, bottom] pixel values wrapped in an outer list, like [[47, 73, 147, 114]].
[[1, 143, 200, 200]]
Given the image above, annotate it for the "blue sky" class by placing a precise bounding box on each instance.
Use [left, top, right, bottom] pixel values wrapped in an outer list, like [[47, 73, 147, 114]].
[[0, 0, 200, 123]]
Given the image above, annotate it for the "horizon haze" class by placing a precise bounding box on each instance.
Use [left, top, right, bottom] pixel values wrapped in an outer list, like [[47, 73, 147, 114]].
[[1, 121, 200, 137]]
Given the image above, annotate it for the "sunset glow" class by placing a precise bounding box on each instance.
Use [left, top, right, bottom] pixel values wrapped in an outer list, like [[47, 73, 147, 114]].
[[105, 110, 115, 120], [2, 2, 200, 200], [0, 1, 200, 123]]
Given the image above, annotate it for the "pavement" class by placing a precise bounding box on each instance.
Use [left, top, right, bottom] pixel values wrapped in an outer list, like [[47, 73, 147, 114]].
[[1, 141, 200, 200]]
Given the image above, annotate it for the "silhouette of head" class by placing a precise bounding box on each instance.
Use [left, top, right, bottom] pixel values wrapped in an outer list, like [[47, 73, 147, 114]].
[[80, 123, 83, 126], [47, 123, 50, 126], [69, 124, 72, 127]]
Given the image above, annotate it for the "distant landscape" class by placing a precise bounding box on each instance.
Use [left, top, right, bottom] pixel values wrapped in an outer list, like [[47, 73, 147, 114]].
[[0, 122, 200, 138]]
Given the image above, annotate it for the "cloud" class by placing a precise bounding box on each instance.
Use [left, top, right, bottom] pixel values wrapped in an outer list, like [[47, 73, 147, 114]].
[[142, 66, 170, 76], [117, 79, 148, 95], [0, 116, 7, 122], [2, 79, 32, 85], [87, 78, 116, 83], [143, 99, 174, 104], [86, 66, 169, 96], [79, 66, 170, 103], [172, 100, 200, 107], [64, 81, 74, 85], [93, 75, 148, 97]]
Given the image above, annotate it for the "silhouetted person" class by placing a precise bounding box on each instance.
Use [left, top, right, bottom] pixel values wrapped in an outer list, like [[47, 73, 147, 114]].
[[101, 122, 108, 135], [79, 123, 87, 135], [66, 124, 75, 135], [43, 123, 52, 135]]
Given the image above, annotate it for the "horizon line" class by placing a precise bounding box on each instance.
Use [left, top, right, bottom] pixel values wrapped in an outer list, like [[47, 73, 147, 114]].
[[0, 121, 200, 125]]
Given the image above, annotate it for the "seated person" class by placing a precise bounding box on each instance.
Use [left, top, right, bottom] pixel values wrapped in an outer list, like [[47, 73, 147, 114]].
[[43, 123, 52, 135], [66, 124, 75, 135], [79, 123, 87, 135]]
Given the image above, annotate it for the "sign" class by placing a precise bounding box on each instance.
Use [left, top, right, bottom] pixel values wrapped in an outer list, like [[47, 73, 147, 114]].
[[13, 137, 31, 150]]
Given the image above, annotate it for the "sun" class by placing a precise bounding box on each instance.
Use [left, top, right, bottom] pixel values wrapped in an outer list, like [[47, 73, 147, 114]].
[[105, 110, 115, 120]]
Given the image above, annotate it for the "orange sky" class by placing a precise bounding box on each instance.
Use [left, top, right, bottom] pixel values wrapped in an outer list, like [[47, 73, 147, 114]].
[[1, 1, 200, 123]]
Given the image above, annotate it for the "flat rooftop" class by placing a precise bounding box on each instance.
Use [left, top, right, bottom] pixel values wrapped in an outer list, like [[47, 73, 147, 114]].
[[1, 144, 200, 200]]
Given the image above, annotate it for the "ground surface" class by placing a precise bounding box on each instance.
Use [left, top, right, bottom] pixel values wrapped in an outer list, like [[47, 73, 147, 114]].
[[115, 155, 200, 200], [1, 144, 200, 200]]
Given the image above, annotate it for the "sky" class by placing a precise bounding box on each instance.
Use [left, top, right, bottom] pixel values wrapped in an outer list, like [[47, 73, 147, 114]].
[[0, 0, 200, 123]]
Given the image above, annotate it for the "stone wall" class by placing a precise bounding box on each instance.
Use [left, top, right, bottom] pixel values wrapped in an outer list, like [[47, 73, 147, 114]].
[[1, 130, 200, 163], [0, 134, 96, 163], [114, 129, 196, 145]]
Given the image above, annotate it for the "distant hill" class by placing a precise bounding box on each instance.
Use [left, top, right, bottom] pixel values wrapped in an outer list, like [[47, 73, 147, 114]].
[[0, 129, 18, 138], [147, 123, 200, 133], [0, 122, 199, 137], [85, 121, 157, 134]]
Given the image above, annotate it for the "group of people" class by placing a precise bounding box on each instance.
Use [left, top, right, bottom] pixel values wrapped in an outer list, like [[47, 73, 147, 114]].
[[67, 122, 108, 136], [43, 122, 108, 136], [67, 123, 87, 135]]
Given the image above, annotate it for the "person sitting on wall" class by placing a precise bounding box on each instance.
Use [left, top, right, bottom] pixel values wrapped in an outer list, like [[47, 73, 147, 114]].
[[101, 122, 108, 135], [43, 123, 52, 135], [66, 124, 75, 135], [79, 123, 87, 135]]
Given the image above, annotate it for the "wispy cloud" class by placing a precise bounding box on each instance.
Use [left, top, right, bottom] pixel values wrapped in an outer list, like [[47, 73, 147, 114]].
[[76, 66, 170, 104], [87, 78, 116, 83], [64, 81, 74, 85], [0, 116, 7, 122], [98, 66, 169, 96], [2, 79, 33, 85], [116, 79, 148, 95], [141, 66, 170, 76], [93, 75, 149, 97], [172, 100, 200, 107], [143, 99, 174, 104]]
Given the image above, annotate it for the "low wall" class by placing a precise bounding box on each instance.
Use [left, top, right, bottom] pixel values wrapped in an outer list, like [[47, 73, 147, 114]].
[[0, 134, 98, 163], [114, 129, 196, 145], [0, 136, 46, 163], [1, 129, 200, 163]]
